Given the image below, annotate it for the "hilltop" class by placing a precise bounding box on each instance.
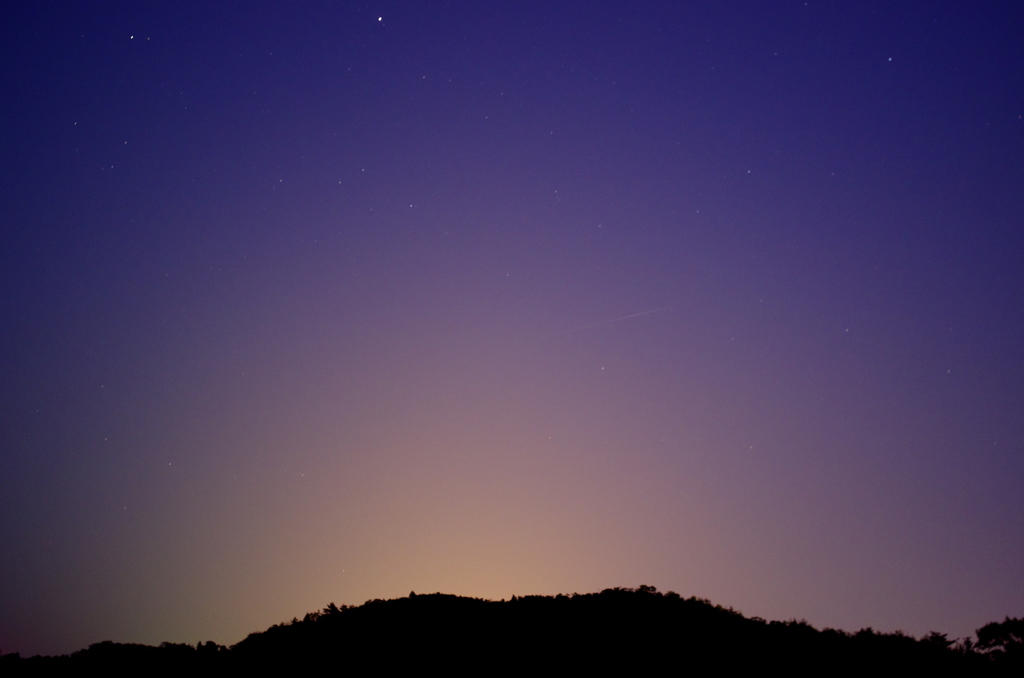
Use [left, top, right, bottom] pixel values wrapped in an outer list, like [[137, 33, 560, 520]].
[[4, 586, 1020, 674]]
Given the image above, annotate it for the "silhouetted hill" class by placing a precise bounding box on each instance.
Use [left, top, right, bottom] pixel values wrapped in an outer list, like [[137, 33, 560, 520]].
[[5, 586, 1020, 675]]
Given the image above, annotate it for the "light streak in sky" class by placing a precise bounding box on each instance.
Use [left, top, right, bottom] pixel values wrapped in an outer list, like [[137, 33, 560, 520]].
[[546, 306, 671, 337]]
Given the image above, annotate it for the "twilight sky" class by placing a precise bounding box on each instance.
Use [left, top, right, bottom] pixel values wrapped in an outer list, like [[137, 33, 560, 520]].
[[2, 1, 1023, 656]]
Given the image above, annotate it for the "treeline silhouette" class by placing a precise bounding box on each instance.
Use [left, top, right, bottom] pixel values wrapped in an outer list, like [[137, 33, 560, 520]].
[[3, 586, 1021, 674]]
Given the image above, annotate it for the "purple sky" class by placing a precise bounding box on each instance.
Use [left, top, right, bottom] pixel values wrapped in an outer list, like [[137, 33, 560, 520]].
[[2, 1, 1023, 656]]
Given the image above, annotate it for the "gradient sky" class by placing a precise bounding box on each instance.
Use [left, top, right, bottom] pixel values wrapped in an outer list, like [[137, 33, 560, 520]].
[[2, 1, 1023, 656]]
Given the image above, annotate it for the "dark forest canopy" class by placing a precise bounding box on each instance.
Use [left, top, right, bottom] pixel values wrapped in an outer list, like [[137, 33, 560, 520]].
[[4, 586, 1021, 674]]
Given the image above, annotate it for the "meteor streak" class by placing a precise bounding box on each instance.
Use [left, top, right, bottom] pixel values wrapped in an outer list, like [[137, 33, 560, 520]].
[[545, 306, 670, 337]]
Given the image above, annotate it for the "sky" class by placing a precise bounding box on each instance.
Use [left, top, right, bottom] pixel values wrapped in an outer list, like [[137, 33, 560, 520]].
[[2, 0, 1023, 657]]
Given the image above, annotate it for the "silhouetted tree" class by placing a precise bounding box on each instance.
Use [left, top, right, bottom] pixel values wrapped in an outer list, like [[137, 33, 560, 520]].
[[977, 617, 1024, 671]]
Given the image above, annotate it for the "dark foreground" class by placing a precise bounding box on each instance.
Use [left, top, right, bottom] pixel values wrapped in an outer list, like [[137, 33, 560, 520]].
[[4, 586, 1021, 674]]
